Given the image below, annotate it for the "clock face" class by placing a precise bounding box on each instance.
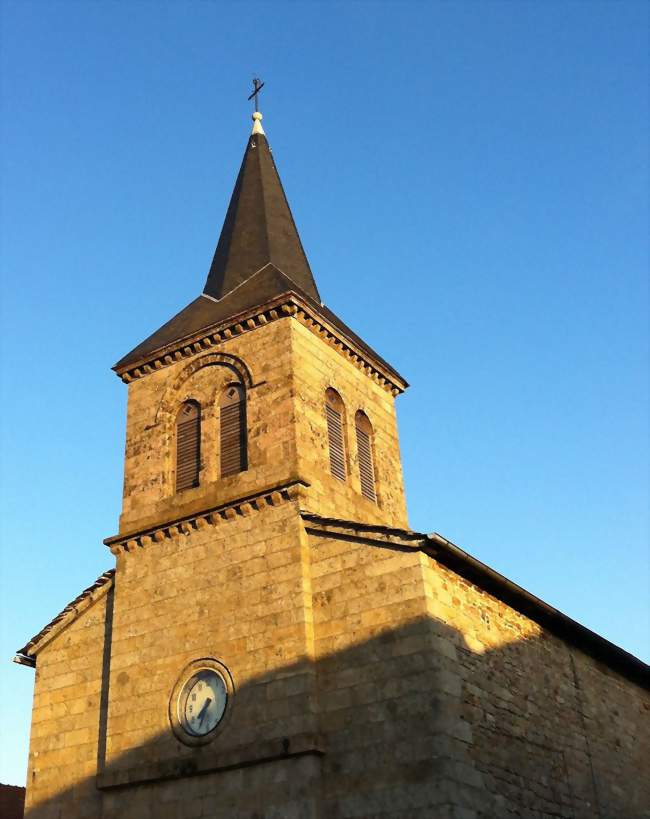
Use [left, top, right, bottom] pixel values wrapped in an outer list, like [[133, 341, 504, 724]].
[[178, 668, 228, 737]]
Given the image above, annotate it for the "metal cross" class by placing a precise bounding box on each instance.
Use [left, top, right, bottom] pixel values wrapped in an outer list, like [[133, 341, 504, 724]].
[[247, 77, 265, 111]]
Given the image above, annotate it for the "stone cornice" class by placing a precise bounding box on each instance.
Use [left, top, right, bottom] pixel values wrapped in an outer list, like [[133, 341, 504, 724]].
[[104, 480, 310, 556], [114, 292, 408, 396]]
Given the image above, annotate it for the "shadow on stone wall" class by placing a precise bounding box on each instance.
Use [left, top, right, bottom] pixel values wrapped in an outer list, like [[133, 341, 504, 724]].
[[25, 612, 649, 819]]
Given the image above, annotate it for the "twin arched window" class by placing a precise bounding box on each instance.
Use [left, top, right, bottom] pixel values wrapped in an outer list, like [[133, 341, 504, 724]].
[[174, 385, 374, 497], [325, 389, 377, 502], [175, 385, 247, 492]]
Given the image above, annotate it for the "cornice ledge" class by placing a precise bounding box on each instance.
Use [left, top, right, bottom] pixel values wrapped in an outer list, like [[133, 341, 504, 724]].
[[291, 298, 407, 395], [115, 292, 407, 396], [300, 511, 426, 550], [104, 480, 310, 555]]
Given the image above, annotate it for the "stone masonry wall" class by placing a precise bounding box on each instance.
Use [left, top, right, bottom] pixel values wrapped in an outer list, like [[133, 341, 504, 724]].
[[24, 516, 648, 819], [100, 497, 321, 819], [24, 589, 110, 819], [421, 555, 650, 819], [119, 318, 300, 534], [290, 319, 408, 528], [119, 315, 407, 537], [309, 531, 474, 819], [310, 531, 650, 819], [25, 499, 324, 819]]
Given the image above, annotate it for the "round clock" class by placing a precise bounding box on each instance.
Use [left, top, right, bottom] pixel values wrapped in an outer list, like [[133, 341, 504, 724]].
[[170, 658, 234, 745], [178, 667, 228, 736]]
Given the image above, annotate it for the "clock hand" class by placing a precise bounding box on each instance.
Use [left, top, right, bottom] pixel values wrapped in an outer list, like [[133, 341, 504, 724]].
[[198, 697, 212, 726]]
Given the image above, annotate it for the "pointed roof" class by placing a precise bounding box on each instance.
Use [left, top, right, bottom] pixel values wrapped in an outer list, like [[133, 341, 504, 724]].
[[203, 112, 319, 302], [115, 263, 310, 370], [113, 263, 405, 388], [113, 111, 404, 388]]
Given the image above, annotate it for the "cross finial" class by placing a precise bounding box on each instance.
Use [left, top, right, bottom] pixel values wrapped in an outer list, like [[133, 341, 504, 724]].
[[248, 78, 266, 135], [247, 77, 265, 112]]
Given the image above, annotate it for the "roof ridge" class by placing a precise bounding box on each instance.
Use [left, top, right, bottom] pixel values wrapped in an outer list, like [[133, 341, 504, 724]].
[[208, 261, 278, 304]]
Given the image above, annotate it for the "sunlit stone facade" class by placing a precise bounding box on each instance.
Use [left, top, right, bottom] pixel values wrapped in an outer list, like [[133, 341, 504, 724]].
[[18, 113, 649, 819]]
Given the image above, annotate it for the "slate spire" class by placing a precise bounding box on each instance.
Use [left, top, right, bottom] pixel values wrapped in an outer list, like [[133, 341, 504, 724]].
[[203, 111, 320, 302], [113, 109, 333, 373]]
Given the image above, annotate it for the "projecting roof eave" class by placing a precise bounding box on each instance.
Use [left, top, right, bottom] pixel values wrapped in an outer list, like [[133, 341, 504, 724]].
[[300, 512, 650, 691], [13, 570, 115, 667], [112, 271, 408, 394]]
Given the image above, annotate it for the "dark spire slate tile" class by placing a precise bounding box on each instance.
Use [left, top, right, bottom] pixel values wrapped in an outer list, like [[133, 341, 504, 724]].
[[203, 130, 319, 302]]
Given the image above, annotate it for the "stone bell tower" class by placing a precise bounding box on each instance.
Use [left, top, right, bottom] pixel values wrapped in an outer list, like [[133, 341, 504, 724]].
[[112, 109, 409, 541], [85, 108, 410, 816]]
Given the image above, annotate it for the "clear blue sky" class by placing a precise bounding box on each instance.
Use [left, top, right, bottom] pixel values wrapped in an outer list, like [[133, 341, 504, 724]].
[[1, 0, 648, 787]]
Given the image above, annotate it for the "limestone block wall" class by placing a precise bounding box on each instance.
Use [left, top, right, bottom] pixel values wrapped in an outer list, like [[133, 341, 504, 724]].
[[290, 320, 408, 528], [100, 753, 321, 819], [309, 529, 649, 819], [24, 589, 110, 819], [308, 532, 455, 817], [422, 556, 650, 819], [24, 514, 648, 819], [101, 498, 321, 819], [119, 318, 301, 534], [119, 314, 408, 537]]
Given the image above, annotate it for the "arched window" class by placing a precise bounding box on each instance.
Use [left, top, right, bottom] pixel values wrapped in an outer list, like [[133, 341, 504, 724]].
[[220, 384, 247, 477], [355, 410, 376, 502], [325, 388, 347, 481], [176, 401, 201, 491]]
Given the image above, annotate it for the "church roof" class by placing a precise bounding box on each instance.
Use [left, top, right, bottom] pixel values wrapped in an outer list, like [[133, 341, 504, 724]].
[[114, 112, 342, 373], [204, 117, 319, 302], [113, 263, 405, 386]]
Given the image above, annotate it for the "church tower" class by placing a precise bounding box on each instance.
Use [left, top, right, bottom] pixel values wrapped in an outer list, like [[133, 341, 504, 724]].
[[92, 109, 412, 816], [21, 108, 414, 818], [18, 107, 649, 819], [113, 109, 408, 541]]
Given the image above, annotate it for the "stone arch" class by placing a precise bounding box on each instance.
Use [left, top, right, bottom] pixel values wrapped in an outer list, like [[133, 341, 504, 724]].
[[156, 352, 253, 424]]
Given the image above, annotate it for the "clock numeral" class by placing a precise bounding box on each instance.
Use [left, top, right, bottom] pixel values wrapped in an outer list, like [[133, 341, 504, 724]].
[[191, 693, 196, 701], [189, 705, 193, 713]]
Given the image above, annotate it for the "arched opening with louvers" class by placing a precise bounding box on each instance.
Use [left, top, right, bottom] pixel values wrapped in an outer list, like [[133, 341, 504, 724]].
[[355, 410, 377, 502], [175, 400, 201, 491], [325, 388, 347, 481], [220, 384, 247, 478]]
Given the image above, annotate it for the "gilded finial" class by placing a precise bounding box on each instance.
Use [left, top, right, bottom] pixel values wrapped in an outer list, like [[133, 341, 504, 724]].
[[251, 111, 265, 136]]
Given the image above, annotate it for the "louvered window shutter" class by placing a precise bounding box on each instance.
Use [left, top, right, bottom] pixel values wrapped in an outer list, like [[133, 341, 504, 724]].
[[355, 412, 376, 501], [176, 402, 200, 491], [326, 390, 347, 481], [220, 385, 247, 478]]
